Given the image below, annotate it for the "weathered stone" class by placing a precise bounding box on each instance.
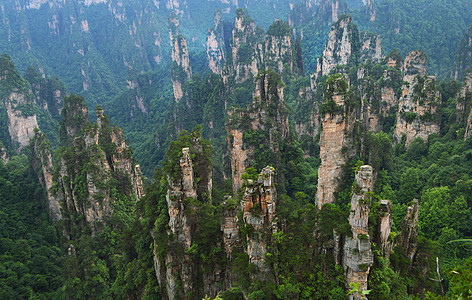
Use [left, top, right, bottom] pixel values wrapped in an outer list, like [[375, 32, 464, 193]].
[[316, 75, 354, 209], [265, 20, 293, 74], [315, 15, 382, 79], [169, 13, 191, 102], [207, 10, 225, 75], [30, 130, 62, 221], [377, 200, 393, 259], [394, 51, 441, 146], [397, 199, 420, 266], [343, 165, 374, 300], [457, 70, 472, 139], [226, 9, 264, 83], [242, 166, 277, 274], [227, 71, 288, 195]]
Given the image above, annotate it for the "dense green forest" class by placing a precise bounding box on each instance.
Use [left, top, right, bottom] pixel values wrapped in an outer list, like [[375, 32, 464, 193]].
[[0, 0, 471, 299]]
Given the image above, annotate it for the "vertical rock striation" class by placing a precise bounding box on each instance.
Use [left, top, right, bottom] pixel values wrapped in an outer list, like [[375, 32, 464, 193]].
[[264, 20, 293, 74], [226, 8, 264, 83], [452, 24, 472, 81], [394, 50, 441, 146], [343, 165, 374, 299], [377, 199, 393, 259], [153, 133, 214, 300], [226, 70, 288, 194], [241, 166, 277, 274], [207, 10, 225, 75], [0, 55, 39, 151], [457, 70, 472, 139], [315, 15, 382, 79], [316, 74, 353, 208], [30, 129, 62, 222], [397, 199, 420, 267], [50, 96, 144, 230], [170, 13, 192, 102]]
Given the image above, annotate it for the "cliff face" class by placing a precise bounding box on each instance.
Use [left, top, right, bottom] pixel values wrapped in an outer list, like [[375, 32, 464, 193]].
[[226, 8, 264, 83], [241, 166, 277, 274], [457, 70, 472, 139], [4, 92, 39, 150], [316, 74, 354, 208], [452, 25, 472, 81], [30, 130, 62, 222], [161, 147, 198, 299], [264, 20, 293, 74], [170, 13, 192, 102], [315, 15, 382, 79], [394, 50, 441, 146], [343, 165, 374, 299], [377, 200, 393, 259], [0, 56, 68, 155], [207, 10, 226, 75], [48, 96, 143, 230], [152, 132, 216, 299], [397, 199, 420, 267], [0, 55, 39, 151], [226, 70, 288, 194]]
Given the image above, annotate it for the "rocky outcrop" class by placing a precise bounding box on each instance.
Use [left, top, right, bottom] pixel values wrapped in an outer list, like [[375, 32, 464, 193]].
[[153, 132, 215, 299], [226, 70, 288, 194], [264, 20, 293, 74], [162, 147, 197, 299], [170, 30, 192, 101], [377, 199, 393, 259], [457, 70, 472, 139], [30, 130, 62, 222], [343, 165, 374, 299], [397, 199, 420, 267], [226, 8, 264, 83], [315, 15, 382, 79], [221, 197, 241, 289], [394, 50, 441, 146], [0, 55, 39, 151], [4, 92, 39, 150], [316, 74, 354, 208], [241, 166, 277, 274], [51, 96, 144, 231], [207, 10, 225, 75], [402, 50, 428, 83], [379, 50, 402, 118], [452, 25, 472, 81]]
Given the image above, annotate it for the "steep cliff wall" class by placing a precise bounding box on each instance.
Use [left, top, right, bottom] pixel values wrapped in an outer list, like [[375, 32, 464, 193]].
[[343, 165, 374, 299], [394, 50, 441, 146], [152, 130, 216, 299], [316, 74, 355, 208], [170, 13, 192, 102], [264, 20, 293, 74], [452, 25, 472, 81], [207, 10, 225, 75], [49, 95, 143, 231], [226, 70, 288, 194], [0, 55, 39, 151], [315, 15, 382, 79], [30, 129, 62, 222], [226, 8, 264, 83], [397, 199, 420, 267], [457, 70, 472, 139], [377, 200, 393, 259], [241, 166, 277, 274]]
